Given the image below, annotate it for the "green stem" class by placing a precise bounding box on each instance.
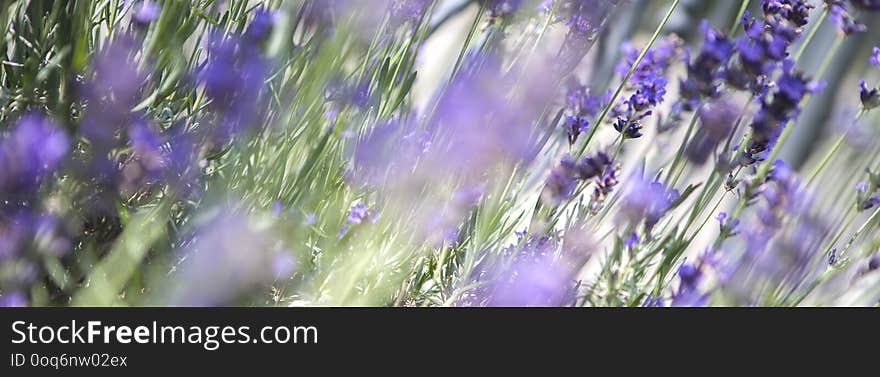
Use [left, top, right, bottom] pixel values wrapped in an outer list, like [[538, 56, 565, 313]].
[[666, 110, 700, 187], [792, 8, 828, 62], [728, 0, 751, 36], [450, 2, 486, 80], [804, 130, 849, 187]]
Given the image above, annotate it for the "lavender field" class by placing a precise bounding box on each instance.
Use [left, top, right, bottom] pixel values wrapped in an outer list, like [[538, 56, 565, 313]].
[[1, 0, 880, 307]]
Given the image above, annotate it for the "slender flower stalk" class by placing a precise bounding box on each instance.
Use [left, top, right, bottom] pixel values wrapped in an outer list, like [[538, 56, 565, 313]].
[[576, 0, 681, 157]]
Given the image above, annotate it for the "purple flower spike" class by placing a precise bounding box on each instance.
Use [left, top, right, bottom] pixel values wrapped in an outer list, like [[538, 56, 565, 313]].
[[860, 80, 880, 110], [0, 291, 28, 307], [826, 1, 866, 35], [389, 0, 431, 24], [0, 114, 69, 201], [686, 97, 739, 164], [132, 1, 161, 25], [617, 176, 679, 233]]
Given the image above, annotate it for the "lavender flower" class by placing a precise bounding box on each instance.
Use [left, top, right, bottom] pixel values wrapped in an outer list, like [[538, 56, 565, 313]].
[[617, 176, 679, 234], [855, 170, 880, 210], [487, 245, 573, 306], [347, 203, 370, 224], [0, 114, 69, 203], [727, 1, 814, 95], [338, 203, 375, 239], [678, 22, 734, 111], [542, 151, 613, 204], [165, 212, 293, 306], [477, 230, 596, 307], [589, 165, 620, 213], [624, 232, 639, 249], [860, 80, 880, 110], [389, 0, 431, 25], [685, 97, 739, 164], [825, 1, 866, 35], [871, 47, 880, 66], [670, 263, 708, 306], [546, 0, 623, 73], [716, 211, 740, 235], [486, 0, 523, 19], [119, 121, 168, 195], [742, 61, 818, 165], [563, 81, 603, 144], [611, 37, 682, 139], [132, 1, 161, 25], [80, 39, 144, 152], [723, 161, 829, 304], [0, 291, 27, 307], [197, 21, 272, 145]]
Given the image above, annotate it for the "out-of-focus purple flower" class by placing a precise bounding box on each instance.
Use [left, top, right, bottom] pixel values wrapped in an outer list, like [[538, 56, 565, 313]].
[[544, 0, 622, 74], [670, 263, 709, 306], [326, 76, 375, 110], [868, 255, 880, 271], [244, 10, 278, 42], [686, 97, 739, 164], [488, 255, 571, 306], [563, 81, 603, 144], [301, 0, 346, 27], [271, 202, 284, 217], [643, 295, 664, 307], [871, 47, 880, 66], [0, 291, 27, 307], [617, 176, 679, 234], [80, 39, 144, 152], [389, 0, 431, 25], [825, 1, 866, 35], [303, 213, 317, 226], [0, 212, 71, 294], [120, 121, 168, 195], [716, 211, 740, 235], [848, 0, 880, 11], [486, 0, 523, 19], [0, 114, 69, 202], [856, 173, 880, 210], [624, 232, 639, 249], [272, 253, 297, 280], [860, 80, 880, 110], [197, 32, 270, 144], [427, 57, 547, 183], [589, 164, 619, 213], [553, 0, 622, 37], [542, 151, 613, 204], [484, 233, 591, 307], [460, 224, 597, 307], [723, 161, 828, 304], [165, 212, 290, 306], [351, 119, 427, 188], [132, 1, 161, 25]]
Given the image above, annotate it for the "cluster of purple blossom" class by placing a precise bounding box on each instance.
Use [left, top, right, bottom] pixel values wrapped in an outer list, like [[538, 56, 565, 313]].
[[0, 4, 283, 306], [4, 0, 880, 307]]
